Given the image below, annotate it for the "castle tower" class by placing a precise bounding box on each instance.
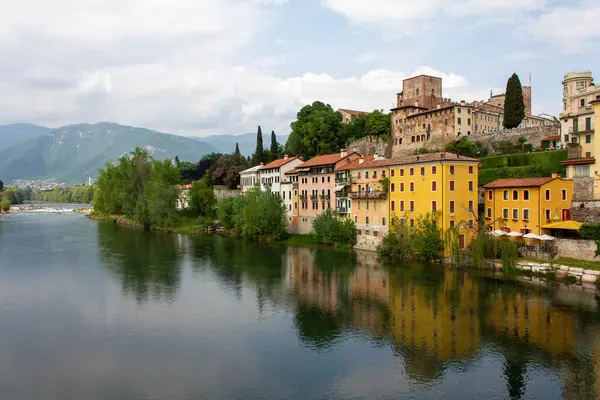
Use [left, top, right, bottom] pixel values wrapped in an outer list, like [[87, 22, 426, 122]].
[[522, 86, 532, 116], [398, 75, 443, 110]]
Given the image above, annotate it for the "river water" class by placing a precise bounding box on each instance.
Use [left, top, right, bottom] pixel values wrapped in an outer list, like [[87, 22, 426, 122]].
[[1, 212, 599, 399]]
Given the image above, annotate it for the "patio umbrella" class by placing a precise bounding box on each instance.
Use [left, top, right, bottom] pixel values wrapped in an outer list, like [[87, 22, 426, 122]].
[[537, 234, 555, 241], [490, 230, 507, 236], [522, 233, 540, 239], [505, 231, 523, 237]]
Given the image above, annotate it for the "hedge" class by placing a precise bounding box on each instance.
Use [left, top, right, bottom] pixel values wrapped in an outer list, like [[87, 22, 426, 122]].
[[580, 224, 600, 241], [479, 165, 547, 186], [480, 150, 567, 170]]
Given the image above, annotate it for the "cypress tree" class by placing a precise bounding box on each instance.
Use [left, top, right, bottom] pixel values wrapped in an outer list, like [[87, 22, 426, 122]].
[[254, 126, 264, 164], [270, 130, 279, 160], [235, 142, 240, 156], [503, 73, 526, 129]]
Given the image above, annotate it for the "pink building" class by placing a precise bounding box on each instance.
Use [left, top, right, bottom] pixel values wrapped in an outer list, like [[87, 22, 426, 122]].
[[296, 150, 360, 234]]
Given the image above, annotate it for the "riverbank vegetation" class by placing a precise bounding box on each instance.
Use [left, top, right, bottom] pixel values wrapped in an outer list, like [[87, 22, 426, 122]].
[[0, 186, 32, 211], [378, 213, 444, 263], [34, 185, 95, 204], [311, 209, 357, 248]]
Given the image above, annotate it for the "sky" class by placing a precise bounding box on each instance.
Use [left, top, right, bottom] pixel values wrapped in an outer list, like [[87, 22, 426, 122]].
[[0, 0, 598, 137]]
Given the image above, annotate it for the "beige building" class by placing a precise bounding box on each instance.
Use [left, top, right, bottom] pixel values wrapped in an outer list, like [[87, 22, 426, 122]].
[[338, 108, 370, 124], [560, 72, 600, 147], [239, 165, 261, 193]]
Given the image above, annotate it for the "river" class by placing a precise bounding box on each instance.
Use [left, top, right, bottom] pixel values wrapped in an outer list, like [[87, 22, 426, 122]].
[[0, 211, 599, 399]]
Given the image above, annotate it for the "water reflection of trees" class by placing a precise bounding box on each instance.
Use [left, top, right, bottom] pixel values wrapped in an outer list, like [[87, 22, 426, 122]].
[[97, 223, 183, 303]]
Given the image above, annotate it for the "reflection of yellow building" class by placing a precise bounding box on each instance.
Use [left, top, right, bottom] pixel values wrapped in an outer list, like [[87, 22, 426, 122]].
[[390, 269, 480, 360], [485, 293, 575, 356]]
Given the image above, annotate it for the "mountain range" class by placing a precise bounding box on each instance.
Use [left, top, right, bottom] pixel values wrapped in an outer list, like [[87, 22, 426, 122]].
[[0, 123, 289, 184]]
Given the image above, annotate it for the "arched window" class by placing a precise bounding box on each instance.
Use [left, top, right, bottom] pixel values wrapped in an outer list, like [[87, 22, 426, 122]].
[[416, 88, 420, 96]]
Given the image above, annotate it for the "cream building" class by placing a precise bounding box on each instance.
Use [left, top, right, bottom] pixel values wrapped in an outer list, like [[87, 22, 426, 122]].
[[239, 165, 261, 193], [560, 71, 600, 149]]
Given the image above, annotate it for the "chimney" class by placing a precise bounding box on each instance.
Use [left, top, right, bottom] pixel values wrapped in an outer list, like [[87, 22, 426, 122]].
[[460, 100, 466, 106], [340, 149, 348, 158], [359, 156, 365, 165], [551, 172, 558, 179], [260, 162, 264, 166], [284, 154, 288, 160], [299, 156, 304, 161]]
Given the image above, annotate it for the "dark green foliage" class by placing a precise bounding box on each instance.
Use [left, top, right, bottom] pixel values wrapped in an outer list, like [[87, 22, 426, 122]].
[[493, 137, 533, 155], [0, 180, 3, 190], [581, 224, 600, 240], [445, 137, 488, 158], [188, 179, 216, 217], [179, 153, 222, 183], [342, 109, 391, 141], [412, 213, 444, 262], [208, 154, 248, 189], [217, 189, 287, 242], [235, 142, 240, 156], [478, 150, 567, 185], [34, 185, 95, 204], [378, 215, 413, 261], [285, 101, 344, 159], [92, 148, 180, 228], [253, 126, 265, 164], [312, 209, 357, 248], [270, 131, 279, 161], [378, 213, 443, 263], [503, 73, 526, 129]]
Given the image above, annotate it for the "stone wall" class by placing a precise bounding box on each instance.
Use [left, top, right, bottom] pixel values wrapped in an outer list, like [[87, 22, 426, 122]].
[[354, 224, 386, 252], [567, 144, 582, 159], [571, 200, 600, 223], [555, 239, 600, 262], [573, 178, 594, 201], [213, 185, 242, 200], [346, 136, 390, 157]]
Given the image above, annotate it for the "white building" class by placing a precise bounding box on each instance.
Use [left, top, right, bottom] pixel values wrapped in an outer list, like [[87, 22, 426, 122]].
[[259, 155, 303, 197], [239, 165, 261, 193]]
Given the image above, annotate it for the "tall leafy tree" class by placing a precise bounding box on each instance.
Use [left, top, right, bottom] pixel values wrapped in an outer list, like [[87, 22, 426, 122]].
[[270, 131, 279, 161], [253, 126, 265, 164], [235, 142, 240, 156], [503, 73, 526, 129], [209, 154, 248, 189], [285, 101, 344, 159]]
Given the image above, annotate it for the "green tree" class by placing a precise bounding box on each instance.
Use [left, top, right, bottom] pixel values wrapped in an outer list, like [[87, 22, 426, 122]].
[[209, 154, 248, 189], [445, 137, 488, 158], [412, 212, 444, 262], [270, 130, 279, 161], [285, 101, 344, 159], [312, 209, 357, 248], [188, 179, 216, 217], [503, 73, 526, 129], [364, 110, 391, 138], [0, 199, 10, 212], [0, 180, 3, 190], [235, 142, 240, 156], [378, 215, 413, 261], [253, 126, 265, 164]]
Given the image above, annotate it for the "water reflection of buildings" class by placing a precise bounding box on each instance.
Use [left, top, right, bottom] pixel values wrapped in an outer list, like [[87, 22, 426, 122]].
[[284, 247, 596, 392]]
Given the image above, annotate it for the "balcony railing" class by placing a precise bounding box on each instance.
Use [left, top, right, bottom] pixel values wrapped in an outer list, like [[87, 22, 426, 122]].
[[310, 195, 318, 202], [349, 191, 387, 200], [337, 207, 350, 214], [319, 194, 331, 200], [299, 194, 308, 201]]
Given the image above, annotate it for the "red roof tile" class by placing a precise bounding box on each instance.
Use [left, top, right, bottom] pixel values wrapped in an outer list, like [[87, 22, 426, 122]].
[[297, 152, 358, 168], [561, 157, 596, 166], [285, 168, 299, 175], [335, 156, 375, 171], [338, 108, 370, 116], [260, 156, 297, 170], [482, 177, 554, 189], [354, 152, 479, 168], [542, 135, 560, 141]]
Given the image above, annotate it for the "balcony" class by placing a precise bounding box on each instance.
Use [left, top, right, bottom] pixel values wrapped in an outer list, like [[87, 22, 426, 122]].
[[293, 182, 299, 189], [349, 191, 387, 200], [299, 194, 308, 201], [337, 207, 350, 214], [310, 195, 319, 202], [319, 194, 331, 201]]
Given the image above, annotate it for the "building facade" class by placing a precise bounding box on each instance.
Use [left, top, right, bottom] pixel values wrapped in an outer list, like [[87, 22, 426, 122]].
[[560, 72, 600, 147], [338, 108, 370, 124], [239, 165, 261, 193], [483, 175, 574, 235], [259, 155, 303, 196], [387, 152, 480, 249]]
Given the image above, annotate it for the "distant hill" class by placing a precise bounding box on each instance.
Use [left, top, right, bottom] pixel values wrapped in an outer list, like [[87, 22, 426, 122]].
[[196, 132, 289, 157], [0, 123, 50, 151], [0, 122, 219, 184]]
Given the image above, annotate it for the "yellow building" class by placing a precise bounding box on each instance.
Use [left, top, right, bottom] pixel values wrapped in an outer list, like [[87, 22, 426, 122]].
[[563, 97, 600, 199], [483, 175, 574, 235], [386, 152, 480, 248]]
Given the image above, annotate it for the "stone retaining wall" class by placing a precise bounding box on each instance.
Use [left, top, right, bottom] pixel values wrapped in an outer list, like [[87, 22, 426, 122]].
[[515, 260, 600, 285], [213, 186, 242, 200], [571, 200, 600, 223], [346, 136, 390, 157], [555, 239, 600, 262]]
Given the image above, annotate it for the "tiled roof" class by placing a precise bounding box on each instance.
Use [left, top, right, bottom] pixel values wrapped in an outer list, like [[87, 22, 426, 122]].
[[482, 177, 554, 189], [335, 156, 375, 171], [260, 156, 297, 170], [542, 135, 560, 141], [357, 152, 479, 168], [561, 157, 596, 166], [297, 152, 357, 168], [338, 108, 370, 115], [285, 168, 299, 175]]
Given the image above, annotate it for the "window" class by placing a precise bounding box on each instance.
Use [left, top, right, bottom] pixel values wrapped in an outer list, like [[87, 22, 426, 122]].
[[365, 171, 369, 179], [523, 190, 529, 201], [523, 209, 530, 221], [450, 201, 455, 214], [458, 117, 462, 124], [400, 183, 405, 192], [512, 209, 519, 220], [449, 181, 455, 191], [545, 209, 551, 221], [391, 201, 395, 212], [410, 168, 414, 176], [545, 189, 550, 201], [391, 183, 396, 192], [400, 169, 404, 177], [410, 201, 415, 212], [432, 166, 437, 174], [420, 167, 425, 176], [488, 191, 493, 201], [450, 220, 455, 228], [382, 217, 386, 226], [586, 117, 592, 131], [366, 201, 369, 211], [587, 152, 592, 158], [503, 208, 509, 220], [586, 135, 592, 144], [432, 181, 437, 191], [391, 169, 395, 177], [410, 182, 415, 192], [355, 216, 358, 223], [366, 216, 370, 225], [469, 166, 474, 174], [469, 181, 474, 192], [468, 201, 473, 211], [322, 177, 325, 183], [382, 170, 386, 178], [503, 190, 509, 200], [512, 190, 518, 200], [562, 189, 567, 201], [581, 99, 586, 107], [487, 208, 492, 218], [432, 201, 437, 212], [373, 171, 378, 179], [574, 164, 590, 177], [450, 166, 455, 175], [357, 172, 361, 179], [400, 201, 405, 212], [358, 201, 361, 210]]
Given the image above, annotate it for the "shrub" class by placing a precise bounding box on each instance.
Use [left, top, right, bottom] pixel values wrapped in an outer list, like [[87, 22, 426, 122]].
[[312, 209, 357, 248], [1, 199, 11, 212], [412, 212, 444, 262], [188, 179, 216, 217], [581, 224, 600, 240], [378, 215, 413, 261]]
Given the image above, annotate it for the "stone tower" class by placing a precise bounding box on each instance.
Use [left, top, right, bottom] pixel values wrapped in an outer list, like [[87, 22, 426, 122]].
[[522, 86, 532, 116], [396, 75, 444, 110]]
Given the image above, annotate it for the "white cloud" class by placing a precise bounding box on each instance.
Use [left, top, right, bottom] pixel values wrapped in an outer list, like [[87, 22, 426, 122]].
[[321, 0, 546, 38]]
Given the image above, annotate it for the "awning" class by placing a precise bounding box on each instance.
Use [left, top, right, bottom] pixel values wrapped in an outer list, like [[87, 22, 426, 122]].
[[542, 220, 583, 230], [334, 184, 347, 191]]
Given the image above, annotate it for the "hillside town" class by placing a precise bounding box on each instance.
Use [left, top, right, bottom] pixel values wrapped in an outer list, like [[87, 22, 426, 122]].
[[234, 70, 600, 262]]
